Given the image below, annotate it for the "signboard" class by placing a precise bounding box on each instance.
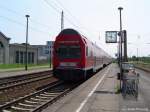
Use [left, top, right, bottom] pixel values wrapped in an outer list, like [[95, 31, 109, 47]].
[[105, 31, 117, 43]]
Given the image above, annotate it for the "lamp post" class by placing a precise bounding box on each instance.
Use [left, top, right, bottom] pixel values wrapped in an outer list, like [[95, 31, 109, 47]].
[[25, 15, 30, 71], [118, 7, 123, 91], [137, 48, 139, 63], [61, 11, 64, 31], [49, 43, 52, 68]]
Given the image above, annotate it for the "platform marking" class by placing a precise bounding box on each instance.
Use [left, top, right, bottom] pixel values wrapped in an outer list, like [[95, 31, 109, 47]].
[[75, 67, 110, 112]]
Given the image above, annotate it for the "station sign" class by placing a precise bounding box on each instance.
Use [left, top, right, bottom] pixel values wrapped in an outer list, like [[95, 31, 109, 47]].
[[105, 31, 118, 43]]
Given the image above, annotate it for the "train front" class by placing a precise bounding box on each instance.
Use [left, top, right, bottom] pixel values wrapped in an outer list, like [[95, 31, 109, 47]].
[[53, 29, 85, 81]]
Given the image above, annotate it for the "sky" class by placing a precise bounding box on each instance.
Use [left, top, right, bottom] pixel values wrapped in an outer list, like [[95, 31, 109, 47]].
[[0, 0, 150, 57]]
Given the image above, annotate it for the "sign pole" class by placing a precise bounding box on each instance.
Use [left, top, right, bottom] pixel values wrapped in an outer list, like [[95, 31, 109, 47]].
[[118, 7, 123, 91]]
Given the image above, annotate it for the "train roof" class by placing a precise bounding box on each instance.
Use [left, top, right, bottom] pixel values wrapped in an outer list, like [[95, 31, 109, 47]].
[[59, 29, 80, 35]]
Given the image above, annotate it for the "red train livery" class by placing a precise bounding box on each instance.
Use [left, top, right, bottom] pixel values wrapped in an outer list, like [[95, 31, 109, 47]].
[[53, 29, 111, 81]]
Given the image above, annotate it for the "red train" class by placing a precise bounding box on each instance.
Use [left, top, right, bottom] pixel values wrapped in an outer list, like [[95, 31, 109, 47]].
[[53, 29, 112, 81]]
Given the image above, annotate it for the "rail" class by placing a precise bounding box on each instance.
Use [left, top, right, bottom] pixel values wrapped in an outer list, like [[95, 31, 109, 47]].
[[0, 70, 52, 86], [0, 70, 52, 91], [0, 81, 79, 112]]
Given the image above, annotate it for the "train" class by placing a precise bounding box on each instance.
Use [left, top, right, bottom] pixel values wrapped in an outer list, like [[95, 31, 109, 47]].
[[53, 29, 112, 81]]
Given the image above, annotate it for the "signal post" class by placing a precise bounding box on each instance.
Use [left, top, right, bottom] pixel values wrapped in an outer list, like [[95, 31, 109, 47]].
[[105, 7, 128, 91]]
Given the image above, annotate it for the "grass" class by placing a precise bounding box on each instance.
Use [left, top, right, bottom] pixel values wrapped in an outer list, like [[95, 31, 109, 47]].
[[0, 63, 51, 69], [132, 61, 150, 69], [115, 84, 120, 94]]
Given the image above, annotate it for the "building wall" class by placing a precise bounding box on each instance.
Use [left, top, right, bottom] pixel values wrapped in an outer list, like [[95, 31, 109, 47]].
[[32, 41, 54, 64], [0, 33, 10, 64], [0, 42, 4, 64], [9, 44, 38, 64]]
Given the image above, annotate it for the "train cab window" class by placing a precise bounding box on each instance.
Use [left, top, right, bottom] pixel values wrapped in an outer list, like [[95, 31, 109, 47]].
[[57, 45, 81, 59]]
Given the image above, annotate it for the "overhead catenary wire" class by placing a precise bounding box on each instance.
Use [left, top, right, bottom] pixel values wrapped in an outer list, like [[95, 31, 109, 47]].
[[43, 0, 80, 29], [1, 1, 101, 43], [0, 4, 53, 31], [54, 0, 92, 32], [55, 0, 104, 39], [0, 1, 87, 39], [0, 15, 50, 35], [43, 0, 97, 40], [43, 0, 85, 30], [42, 0, 109, 48]]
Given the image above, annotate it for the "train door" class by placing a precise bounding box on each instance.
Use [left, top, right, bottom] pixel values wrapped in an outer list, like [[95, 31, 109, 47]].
[[93, 56, 96, 72]]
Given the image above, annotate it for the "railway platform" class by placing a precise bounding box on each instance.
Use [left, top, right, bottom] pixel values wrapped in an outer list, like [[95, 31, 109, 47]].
[[42, 64, 119, 112], [0, 67, 52, 79]]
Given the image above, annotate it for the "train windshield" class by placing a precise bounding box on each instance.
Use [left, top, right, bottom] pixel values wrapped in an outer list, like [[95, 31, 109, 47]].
[[57, 45, 81, 59]]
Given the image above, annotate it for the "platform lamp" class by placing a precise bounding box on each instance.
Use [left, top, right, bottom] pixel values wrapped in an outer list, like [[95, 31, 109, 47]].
[[118, 7, 123, 91], [25, 15, 30, 71]]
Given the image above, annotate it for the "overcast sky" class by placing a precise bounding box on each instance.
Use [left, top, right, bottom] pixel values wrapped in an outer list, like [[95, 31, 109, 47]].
[[0, 0, 150, 57]]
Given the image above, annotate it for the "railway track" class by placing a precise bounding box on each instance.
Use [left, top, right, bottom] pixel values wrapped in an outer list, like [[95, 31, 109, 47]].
[[0, 70, 58, 106], [0, 70, 52, 91], [0, 81, 79, 112], [135, 66, 150, 73]]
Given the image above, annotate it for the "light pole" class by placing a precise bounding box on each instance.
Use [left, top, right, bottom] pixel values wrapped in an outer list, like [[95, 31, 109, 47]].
[[49, 43, 52, 68], [61, 11, 64, 31], [137, 48, 139, 63], [118, 7, 123, 91], [137, 35, 140, 63], [25, 15, 30, 71]]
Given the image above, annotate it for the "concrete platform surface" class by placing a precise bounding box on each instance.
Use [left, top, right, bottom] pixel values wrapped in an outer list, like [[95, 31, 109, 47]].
[[0, 68, 51, 79], [42, 64, 119, 112]]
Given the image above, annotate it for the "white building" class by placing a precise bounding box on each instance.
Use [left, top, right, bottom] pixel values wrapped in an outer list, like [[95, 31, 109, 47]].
[[32, 41, 54, 64]]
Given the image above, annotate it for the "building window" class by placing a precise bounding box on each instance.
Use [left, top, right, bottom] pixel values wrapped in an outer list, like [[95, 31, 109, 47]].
[[45, 50, 49, 54], [0, 42, 4, 48], [28, 52, 31, 64], [20, 52, 23, 64], [45, 46, 49, 49], [23, 52, 26, 63], [86, 47, 88, 56], [15, 51, 19, 63], [31, 52, 34, 63]]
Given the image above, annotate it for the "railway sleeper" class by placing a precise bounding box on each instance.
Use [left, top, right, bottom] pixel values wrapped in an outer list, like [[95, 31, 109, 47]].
[[40, 93, 56, 97], [25, 100, 39, 104], [18, 102, 36, 107], [2, 110, 12, 112], [16, 103, 35, 108], [35, 95, 50, 99], [30, 97, 49, 102], [11, 105, 33, 111], [29, 99, 44, 104], [44, 91, 62, 95]]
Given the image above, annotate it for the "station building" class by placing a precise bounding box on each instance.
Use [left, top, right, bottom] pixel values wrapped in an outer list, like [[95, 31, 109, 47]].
[[0, 31, 53, 64], [9, 43, 38, 64]]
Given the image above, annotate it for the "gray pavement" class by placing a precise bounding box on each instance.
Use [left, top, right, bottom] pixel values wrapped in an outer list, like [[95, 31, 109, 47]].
[[119, 69, 150, 112], [42, 64, 119, 112]]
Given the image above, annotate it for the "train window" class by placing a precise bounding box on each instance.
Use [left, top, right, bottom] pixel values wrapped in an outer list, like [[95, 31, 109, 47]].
[[57, 45, 81, 59], [88, 49, 90, 57], [86, 47, 92, 57], [91, 51, 93, 56], [86, 47, 88, 56]]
